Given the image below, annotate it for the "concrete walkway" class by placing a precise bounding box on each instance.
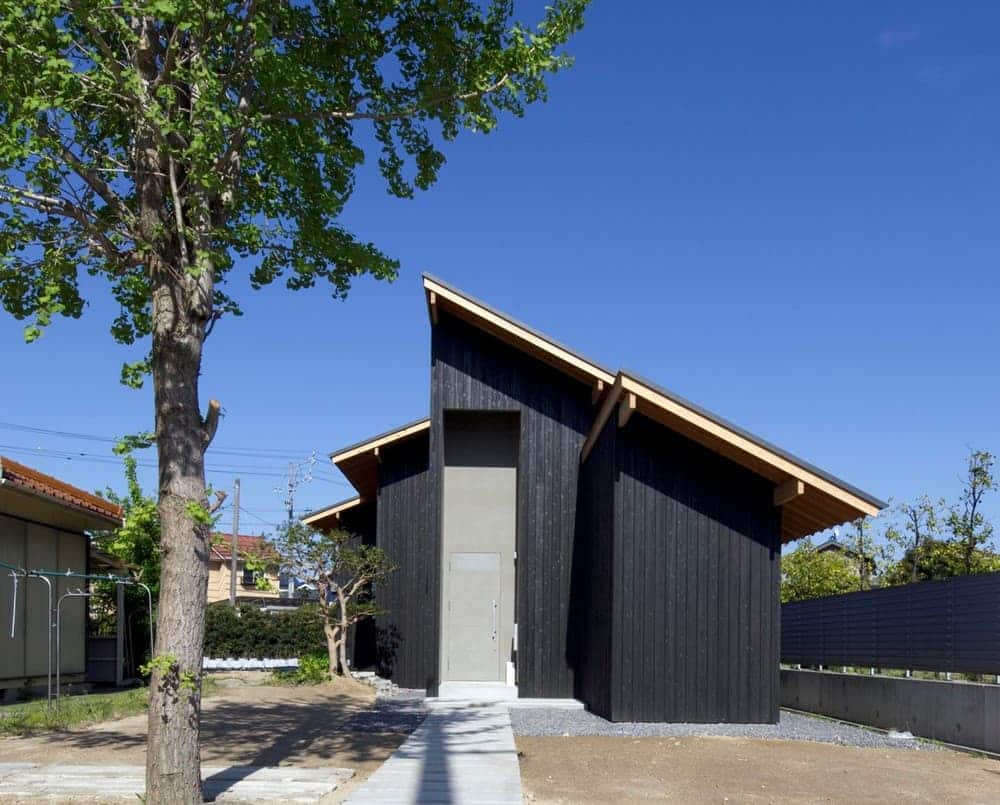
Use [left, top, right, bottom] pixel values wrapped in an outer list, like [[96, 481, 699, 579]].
[[346, 702, 522, 804], [0, 762, 354, 802]]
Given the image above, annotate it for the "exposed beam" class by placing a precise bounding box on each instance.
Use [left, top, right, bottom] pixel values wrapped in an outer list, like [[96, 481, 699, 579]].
[[591, 379, 605, 405], [428, 290, 439, 325], [774, 478, 805, 507], [580, 375, 624, 463], [618, 392, 637, 428], [373, 447, 381, 463]]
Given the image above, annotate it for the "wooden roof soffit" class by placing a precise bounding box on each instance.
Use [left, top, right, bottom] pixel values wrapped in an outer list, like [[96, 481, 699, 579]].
[[330, 418, 431, 498], [301, 496, 364, 528], [331, 419, 431, 467], [422, 276, 616, 388]]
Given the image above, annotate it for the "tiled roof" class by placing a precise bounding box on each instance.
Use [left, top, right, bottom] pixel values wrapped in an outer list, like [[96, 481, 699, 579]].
[[211, 533, 278, 562], [0, 455, 123, 525]]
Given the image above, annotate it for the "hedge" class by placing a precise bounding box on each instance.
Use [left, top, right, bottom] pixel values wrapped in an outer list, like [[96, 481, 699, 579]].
[[203, 602, 326, 659]]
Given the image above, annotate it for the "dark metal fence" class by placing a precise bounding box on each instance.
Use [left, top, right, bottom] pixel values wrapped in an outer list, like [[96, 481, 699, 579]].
[[781, 572, 1000, 674]]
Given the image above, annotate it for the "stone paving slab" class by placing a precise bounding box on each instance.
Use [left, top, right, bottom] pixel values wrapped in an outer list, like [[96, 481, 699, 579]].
[[346, 703, 521, 804], [0, 762, 353, 803]]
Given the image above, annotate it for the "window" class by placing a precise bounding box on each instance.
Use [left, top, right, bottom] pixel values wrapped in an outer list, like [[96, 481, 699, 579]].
[[241, 567, 258, 587]]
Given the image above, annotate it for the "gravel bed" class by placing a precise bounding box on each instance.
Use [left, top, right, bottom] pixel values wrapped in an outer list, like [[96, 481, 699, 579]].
[[510, 707, 937, 750], [343, 688, 428, 733]]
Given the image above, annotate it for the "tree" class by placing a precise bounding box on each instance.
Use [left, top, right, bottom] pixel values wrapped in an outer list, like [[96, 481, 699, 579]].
[[882, 537, 1000, 584], [781, 540, 858, 603], [276, 522, 394, 677], [884, 494, 943, 583], [946, 449, 996, 574], [0, 3, 588, 799], [97, 456, 162, 599], [92, 456, 162, 670], [841, 518, 886, 590]]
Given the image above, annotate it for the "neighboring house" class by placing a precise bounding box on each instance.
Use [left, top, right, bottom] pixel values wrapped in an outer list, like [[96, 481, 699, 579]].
[[813, 536, 859, 559], [0, 456, 123, 694], [207, 534, 281, 604], [305, 276, 886, 723]]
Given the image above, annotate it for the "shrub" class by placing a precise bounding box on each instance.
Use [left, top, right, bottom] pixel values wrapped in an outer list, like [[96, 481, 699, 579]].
[[203, 602, 326, 659], [271, 653, 330, 685]]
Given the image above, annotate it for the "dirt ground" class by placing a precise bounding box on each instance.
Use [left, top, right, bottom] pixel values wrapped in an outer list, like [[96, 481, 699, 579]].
[[0, 674, 410, 802], [517, 736, 1000, 804]]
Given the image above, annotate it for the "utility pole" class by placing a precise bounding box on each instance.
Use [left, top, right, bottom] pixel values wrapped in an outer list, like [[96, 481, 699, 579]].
[[285, 461, 295, 524], [229, 478, 240, 606]]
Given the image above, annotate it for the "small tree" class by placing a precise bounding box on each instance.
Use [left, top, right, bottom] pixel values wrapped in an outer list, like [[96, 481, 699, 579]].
[[276, 522, 394, 676], [885, 494, 943, 584], [841, 518, 886, 590], [946, 449, 996, 574], [781, 539, 858, 603], [97, 457, 162, 592]]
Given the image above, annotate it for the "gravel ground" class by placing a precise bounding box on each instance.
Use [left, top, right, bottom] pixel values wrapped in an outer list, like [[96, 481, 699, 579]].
[[344, 689, 428, 733], [510, 706, 937, 750]]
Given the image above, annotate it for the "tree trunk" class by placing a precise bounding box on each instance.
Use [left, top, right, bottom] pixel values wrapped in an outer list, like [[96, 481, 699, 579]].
[[323, 620, 339, 677], [145, 256, 212, 803], [336, 587, 349, 676]]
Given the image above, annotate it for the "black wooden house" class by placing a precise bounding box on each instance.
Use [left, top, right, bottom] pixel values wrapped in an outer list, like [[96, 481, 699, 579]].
[[305, 275, 884, 722]]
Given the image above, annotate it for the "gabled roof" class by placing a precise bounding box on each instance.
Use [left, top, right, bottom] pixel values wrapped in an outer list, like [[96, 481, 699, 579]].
[[329, 277, 886, 543], [329, 418, 430, 499], [210, 533, 277, 562], [0, 455, 123, 531], [301, 495, 363, 531], [423, 274, 616, 390]]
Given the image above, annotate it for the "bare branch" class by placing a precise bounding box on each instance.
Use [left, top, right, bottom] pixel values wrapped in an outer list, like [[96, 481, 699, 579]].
[[36, 118, 136, 229], [167, 155, 190, 269], [202, 398, 221, 449], [0, 182, 138, 272], [208, 489, 228, 515]]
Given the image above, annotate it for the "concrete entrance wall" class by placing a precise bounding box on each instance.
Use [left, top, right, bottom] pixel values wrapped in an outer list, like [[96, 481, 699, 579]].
[[440, 412, 518, 684]]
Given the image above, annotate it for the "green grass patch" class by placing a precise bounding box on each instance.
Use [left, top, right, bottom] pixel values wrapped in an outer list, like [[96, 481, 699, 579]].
[[0, 687, 149, 736], [0, 678, 220, 737]]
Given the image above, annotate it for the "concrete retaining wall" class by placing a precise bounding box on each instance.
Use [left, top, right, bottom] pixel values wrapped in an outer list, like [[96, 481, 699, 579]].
[[781, 668, 1000, 754]]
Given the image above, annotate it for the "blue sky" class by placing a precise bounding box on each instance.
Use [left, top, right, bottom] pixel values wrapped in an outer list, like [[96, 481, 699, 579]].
[[2, 2, 998, 540]]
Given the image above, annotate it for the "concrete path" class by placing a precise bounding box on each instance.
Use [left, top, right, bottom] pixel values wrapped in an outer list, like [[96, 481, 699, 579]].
[[346, 702, 522, 804], [0, 762, 353, 802]]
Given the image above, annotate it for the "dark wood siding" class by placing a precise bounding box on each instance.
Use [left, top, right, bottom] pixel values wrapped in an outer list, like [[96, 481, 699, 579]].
[[571, 413, 616, 718], [612, 413, 782, 723], [431, 313, 594, 698], [375, 432, 438, 690]]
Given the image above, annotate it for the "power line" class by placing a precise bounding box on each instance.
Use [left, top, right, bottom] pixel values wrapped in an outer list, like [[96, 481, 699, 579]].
[[0, 443, 349, 485], [0, 421, 332, 462]]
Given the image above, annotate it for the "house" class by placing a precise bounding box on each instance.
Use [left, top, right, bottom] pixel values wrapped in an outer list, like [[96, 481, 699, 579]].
[[207, 533, 281, 604], [306, 276, 886, 722], [814, 535, 858, 558], [0, 456, 123, 695]]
